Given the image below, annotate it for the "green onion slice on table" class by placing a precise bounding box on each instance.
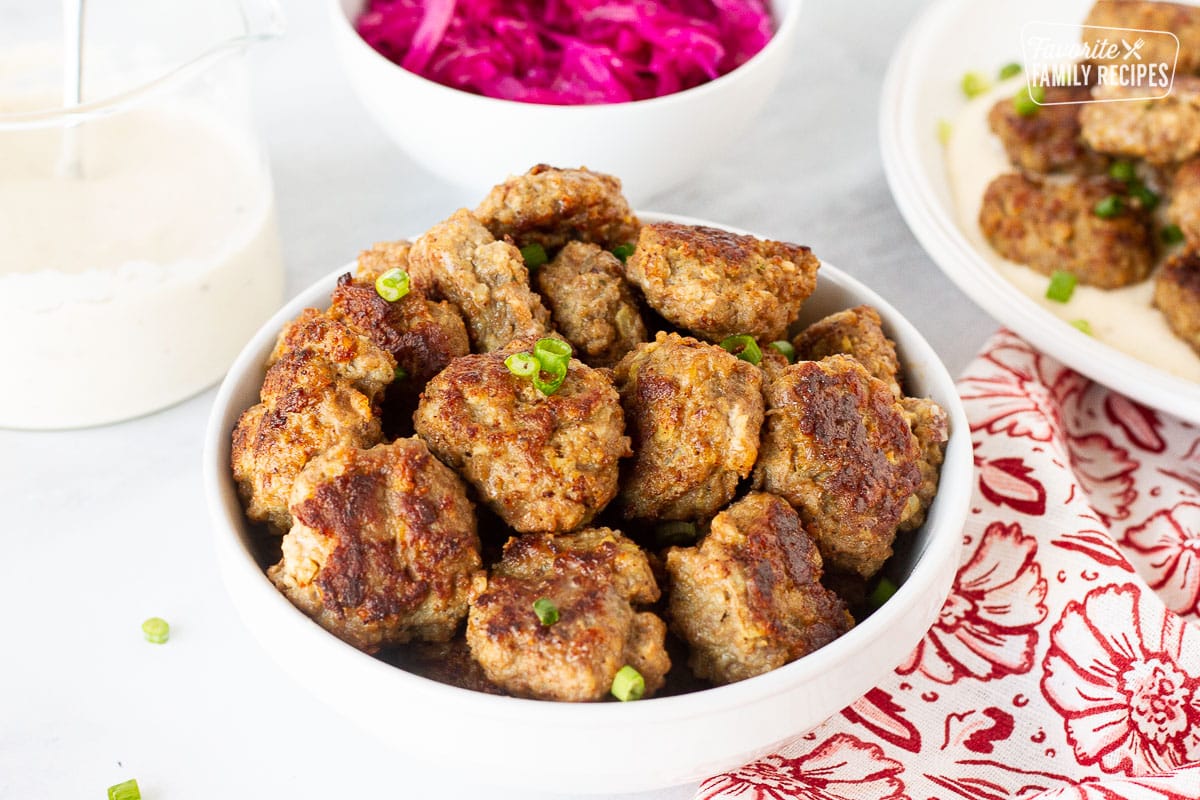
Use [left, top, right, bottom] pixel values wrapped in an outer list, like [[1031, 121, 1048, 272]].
[[997, 62, 1022, 80], [611, 665, 645, 702], [108, 779, 141, 800], [720, 334, 762, 365], [374, 268, 410, 302], [142, 617, 169, 644]]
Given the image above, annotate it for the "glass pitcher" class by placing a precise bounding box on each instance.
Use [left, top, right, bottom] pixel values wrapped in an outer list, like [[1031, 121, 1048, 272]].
[[0, 0, 286, 429]]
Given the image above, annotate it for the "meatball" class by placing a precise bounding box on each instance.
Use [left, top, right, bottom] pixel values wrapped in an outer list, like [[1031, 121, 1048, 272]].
[[1170, 158, 1200, 244], [791, 305, 902, 397], [614, 332, 764, 521], [1084, 1, 1200, 76], [266, 307, 395, 403], [1155, 250, 1200, 355], [413, 338, 629, 534], [753, 355, 922, 579], [535, 241, 647, 367], [988, 85, 1107, 175], [408, 209, 552, 352], [897, 396, 951, 533], [474, 164, 641, 252], [355, 239, 414, 283], [624, 222, 819, 343], [466, 527, 669, 701], [1080, 78, 1200, 165], [665, 492, 853, 685], [268, 439, 481, 652], [979, 173, 1155, 289]]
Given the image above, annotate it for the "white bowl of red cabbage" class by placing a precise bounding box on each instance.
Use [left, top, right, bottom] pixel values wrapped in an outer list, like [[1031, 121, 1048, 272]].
[[329, 0, 802, 200]]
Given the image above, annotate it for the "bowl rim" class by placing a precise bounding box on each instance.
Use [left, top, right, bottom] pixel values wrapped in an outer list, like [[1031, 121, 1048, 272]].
[[203, 210, 970, 727], [327, 0, 804, 112], [877, 0, 1200, 423]]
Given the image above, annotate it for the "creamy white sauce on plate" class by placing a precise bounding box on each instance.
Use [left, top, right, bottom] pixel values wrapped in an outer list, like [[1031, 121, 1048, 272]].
[[945, 78, 1200, 383]]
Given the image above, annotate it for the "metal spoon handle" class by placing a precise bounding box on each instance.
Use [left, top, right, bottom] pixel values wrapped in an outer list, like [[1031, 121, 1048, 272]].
[[57, 0, 85, 179]]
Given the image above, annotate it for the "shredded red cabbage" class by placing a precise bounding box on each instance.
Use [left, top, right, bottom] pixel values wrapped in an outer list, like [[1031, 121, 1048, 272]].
[[355, 0, 775, 105]]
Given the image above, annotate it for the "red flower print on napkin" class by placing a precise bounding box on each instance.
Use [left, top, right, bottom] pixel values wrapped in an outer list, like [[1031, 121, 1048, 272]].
[[1122, 503, 1200, 618], [958, 338, 1084, 443], [977, 456, 1047, 516], [1041, 583, 1200, 776], [899, 521, 1048, 683], [696, 734, 908, 800]]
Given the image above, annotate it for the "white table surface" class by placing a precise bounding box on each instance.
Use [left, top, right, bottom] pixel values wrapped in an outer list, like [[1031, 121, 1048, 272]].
[[1, 0, 992, 797]]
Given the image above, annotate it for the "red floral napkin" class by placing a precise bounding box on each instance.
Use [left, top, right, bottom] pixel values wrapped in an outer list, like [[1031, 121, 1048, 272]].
[[695, 330, 1200, 800]]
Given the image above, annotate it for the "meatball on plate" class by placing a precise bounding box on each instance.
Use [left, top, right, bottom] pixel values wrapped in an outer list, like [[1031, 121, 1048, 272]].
[[205, 204, 969, 793]]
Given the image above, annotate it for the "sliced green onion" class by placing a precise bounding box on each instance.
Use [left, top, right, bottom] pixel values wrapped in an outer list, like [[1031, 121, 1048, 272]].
[[611, 665, 646, 702], [1013, 84, 1045, 116], [1108, 160, 1136, 183], [533, 337, 572, 373], [998, 62, 1023, 80], [937, 119, 953, 146], [1162, 224, 1186, 245], [611, 243, 635, 262], [505, 352, 538, 378], [108, 779, 141, 800], [868, 577, 899, 609], [654, 520, 698, 546], [142, 617, 169, 645], [374, 268, 410, 302], [532, 360, 568, 396], [767, 340, 796, 363], [533, 597, 559, 626], [1070, 319, 1094, 336], [520, 243, 548, 270], [719, 334, 762, 365], [394, 365, 408, 381], [1130, 183, 1160, 211], [1046, 270, 1078, 303], [1094, 194, 1124, 219], [961, 71, 991, 99]]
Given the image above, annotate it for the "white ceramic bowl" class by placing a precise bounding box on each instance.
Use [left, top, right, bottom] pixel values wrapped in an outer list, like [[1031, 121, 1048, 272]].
[[328, 0, 803, 202], [203, 213, 971, 794], [879, 0, 1200, 424]]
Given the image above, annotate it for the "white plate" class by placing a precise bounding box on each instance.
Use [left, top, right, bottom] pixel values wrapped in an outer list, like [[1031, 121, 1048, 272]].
[[204, 213, 971, 794], [880, 0, 1200, 424]]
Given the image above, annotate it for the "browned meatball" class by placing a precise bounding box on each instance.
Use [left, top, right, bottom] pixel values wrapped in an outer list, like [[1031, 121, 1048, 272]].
[[474, 164, 641, 252], [408, 209, 552, 352], [624, 222, 820, 343], [1171, 158, 1200, 244], [979, 173, 1155, 289], [466, 527, 669, 701], [268, 439, 482, 652], [753, 356, 922, 579], [665, 492, 852, 685], [413, 339, 629, 534], [231, 308, 394, 532], [1155, 250, 1200, 354], [791, 305, 902, 397], [614, 332, 764, 521], [1084, 1, 1200, 76], [355, 239, 414, 283], [988, 85, 1107, 175], [535, 241, 647, 367], [1081, 78, 1200, 165], [897, 396, 951, 533]]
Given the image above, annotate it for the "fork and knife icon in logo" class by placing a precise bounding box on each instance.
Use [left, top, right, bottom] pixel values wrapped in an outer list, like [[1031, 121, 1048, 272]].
[[1122, 37, 1146, 59]]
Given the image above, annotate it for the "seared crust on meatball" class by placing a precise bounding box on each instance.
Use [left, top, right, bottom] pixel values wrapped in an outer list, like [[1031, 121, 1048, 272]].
[[979, 173, 1155, 288], [536, 241, 648, 367], [665, 493, 852, 685], [1171, 158, 1200, 244], [988, 85, 1107, 175], [1155, 250, 1200, 354], [624, 222, 819, 343], [466, 527, 668, 701], [413, 339, 630, 534], [897, 396, 950, 533], [753, 356, 922, 579], [266, 308, 395, 403], [1081, 78, 1200, 165], [614, 332, 764, 521], [474, 164, 640, 252], [408, 209, 552, 352], [1084, 1, 1200, 76], [268, 439, 481, 652], [791, 305, 902, 396], [355, 239, 414, 282]]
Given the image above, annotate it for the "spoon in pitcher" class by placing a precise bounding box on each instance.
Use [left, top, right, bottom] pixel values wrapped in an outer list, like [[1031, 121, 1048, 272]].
[[57, 0, 85, 179]]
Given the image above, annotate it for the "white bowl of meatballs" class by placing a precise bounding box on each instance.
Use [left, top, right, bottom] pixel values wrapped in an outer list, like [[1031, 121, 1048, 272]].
[[204, 166, 971, 793]]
